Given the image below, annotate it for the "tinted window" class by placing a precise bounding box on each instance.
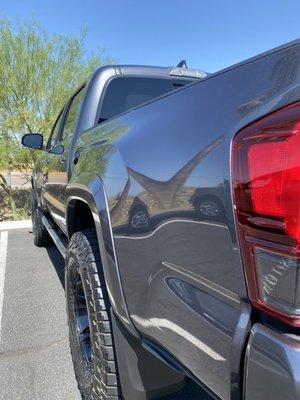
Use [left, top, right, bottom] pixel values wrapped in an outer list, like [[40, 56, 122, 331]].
[[47, 110, 64, 149], [99, 77, 173, 123], [61, 87, 85, 139]]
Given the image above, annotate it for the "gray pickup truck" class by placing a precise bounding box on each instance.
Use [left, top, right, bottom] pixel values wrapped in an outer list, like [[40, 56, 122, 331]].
[[22, 40, 300, 400]]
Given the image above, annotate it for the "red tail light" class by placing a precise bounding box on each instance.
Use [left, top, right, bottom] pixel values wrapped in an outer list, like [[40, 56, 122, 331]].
[[232, 102, 300, 327]]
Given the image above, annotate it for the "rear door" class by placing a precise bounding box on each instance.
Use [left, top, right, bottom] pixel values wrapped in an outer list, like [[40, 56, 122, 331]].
[[38, 109, 65, 208], [43, 87, 85, 231]]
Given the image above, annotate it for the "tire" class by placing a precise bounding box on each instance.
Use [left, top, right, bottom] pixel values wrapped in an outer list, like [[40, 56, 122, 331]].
[[31, 194, 51, 247], [66, 229, 121, 400], [195, 197, 225, 220]]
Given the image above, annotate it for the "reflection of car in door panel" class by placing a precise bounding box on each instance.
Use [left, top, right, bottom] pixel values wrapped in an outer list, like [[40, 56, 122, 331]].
[[23, 41, 300, 400], [190, 188, 226, 221], [128, 199, 150, 232]]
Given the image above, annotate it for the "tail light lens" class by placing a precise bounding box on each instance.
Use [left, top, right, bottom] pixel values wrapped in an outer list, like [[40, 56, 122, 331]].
[[232, 102, 300, 327]]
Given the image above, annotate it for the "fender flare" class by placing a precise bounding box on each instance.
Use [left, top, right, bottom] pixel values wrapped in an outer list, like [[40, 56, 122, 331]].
[[65, 174, 139, 338]]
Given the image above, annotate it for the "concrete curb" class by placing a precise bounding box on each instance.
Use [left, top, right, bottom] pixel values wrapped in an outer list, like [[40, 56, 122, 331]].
[[0, 220, 32, 231]]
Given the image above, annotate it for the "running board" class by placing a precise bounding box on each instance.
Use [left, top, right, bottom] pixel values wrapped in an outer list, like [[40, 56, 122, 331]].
[[41, 215, 67, 258]]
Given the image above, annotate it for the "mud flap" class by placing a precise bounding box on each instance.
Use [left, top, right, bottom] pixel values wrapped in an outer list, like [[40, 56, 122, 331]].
[[111, 311, 185, 400]]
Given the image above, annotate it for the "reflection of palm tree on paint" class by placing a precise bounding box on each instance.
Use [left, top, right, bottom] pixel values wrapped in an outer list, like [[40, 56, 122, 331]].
[[127, 136, 224, 210], [110, 177, 131, 221], [128, 136, 223, 209], [110, 136, 223, 224]]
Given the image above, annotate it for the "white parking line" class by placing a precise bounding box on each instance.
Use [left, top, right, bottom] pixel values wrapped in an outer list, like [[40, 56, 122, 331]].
[[0, 231, 8, 341], [0, 220, 32, 231]]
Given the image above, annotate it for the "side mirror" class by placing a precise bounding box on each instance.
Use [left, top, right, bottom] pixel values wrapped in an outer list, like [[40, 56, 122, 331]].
[[21, 133, 43, 150]]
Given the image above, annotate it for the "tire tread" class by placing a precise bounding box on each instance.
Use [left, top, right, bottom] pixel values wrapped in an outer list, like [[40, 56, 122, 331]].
[[66, 229, 121, 400]]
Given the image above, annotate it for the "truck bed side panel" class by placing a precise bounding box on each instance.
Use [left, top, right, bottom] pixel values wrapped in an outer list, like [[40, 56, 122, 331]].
[[77, 42, 300, 399]]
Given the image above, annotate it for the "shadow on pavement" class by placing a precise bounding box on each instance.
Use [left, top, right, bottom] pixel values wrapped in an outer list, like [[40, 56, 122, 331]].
[[46, 244, 65, 288]]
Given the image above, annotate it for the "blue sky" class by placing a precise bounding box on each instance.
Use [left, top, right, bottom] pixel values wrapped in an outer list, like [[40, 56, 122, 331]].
[[1, 1, 300, 72]]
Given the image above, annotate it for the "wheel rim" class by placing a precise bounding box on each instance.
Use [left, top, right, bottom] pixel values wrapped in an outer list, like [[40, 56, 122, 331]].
[[199, 201, 220, 217], [130, 210, 149, 229], [74, 272, 92, 369]]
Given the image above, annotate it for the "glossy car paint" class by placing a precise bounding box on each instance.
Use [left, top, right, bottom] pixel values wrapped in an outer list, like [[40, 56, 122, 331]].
[[32, 65, 197, 340], [35, 65, 188, 231], [72, 41, 300, 399], [65, 177, 139, 338], [244, 324, 300, 400], [31, 41, 300, 399]]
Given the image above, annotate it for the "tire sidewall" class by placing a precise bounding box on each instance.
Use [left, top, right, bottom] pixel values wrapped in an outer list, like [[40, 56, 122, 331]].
[[65, 230, 121, 400], [66, 253, 93, 393]]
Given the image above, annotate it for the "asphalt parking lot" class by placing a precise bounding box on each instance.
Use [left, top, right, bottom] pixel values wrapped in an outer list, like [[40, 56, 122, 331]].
[[0, 227, 210, 400]]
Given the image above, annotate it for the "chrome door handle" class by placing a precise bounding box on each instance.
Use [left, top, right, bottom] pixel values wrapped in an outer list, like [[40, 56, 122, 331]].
[[58, 155, 66, 165]]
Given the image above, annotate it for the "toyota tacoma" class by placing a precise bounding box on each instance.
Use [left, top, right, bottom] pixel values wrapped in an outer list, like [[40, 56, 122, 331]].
[[23, 41, 300, 400]]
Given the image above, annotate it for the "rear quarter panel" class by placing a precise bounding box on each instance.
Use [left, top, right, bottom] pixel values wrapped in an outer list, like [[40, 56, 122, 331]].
[[75, 41, 300, 399]]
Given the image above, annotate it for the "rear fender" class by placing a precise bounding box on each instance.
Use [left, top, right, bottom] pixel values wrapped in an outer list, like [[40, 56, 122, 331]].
[[66, 174, 138, 338]]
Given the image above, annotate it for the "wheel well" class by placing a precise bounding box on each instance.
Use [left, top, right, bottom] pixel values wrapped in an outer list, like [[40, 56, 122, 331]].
[[67, 199, 96, 238]]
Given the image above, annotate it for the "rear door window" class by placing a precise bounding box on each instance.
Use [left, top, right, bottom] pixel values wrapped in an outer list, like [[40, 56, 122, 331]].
[[47, 110, 65, 149], [98, 77, 173, 123], [61, 86, 85, 140]]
